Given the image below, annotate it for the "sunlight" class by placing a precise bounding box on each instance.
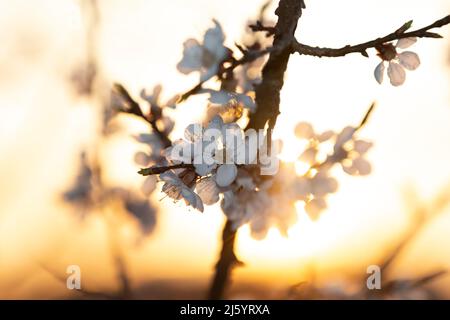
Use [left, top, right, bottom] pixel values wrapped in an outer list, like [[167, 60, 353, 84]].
[[236, 202, 340, 263]]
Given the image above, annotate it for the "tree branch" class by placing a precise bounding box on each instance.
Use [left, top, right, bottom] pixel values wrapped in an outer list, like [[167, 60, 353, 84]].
[[292, 15, 450, 58], [138, 163, 193, 176], [207, 219, 242, 299], [207, 0, 306, 300], [249, 20, 276, 36], [246, 0, 305, 130]]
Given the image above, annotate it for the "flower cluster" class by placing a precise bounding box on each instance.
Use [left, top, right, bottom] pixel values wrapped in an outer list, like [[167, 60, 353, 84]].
[[63, 152, 157, 236], [141, 114, 372, 240], [153, 115, 274, 213], [294, 122, 372, 218], [218, 121, 372, 238], [177, 20, 258, 124]]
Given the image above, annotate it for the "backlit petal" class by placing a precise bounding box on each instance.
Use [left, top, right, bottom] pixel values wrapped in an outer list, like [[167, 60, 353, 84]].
[[374, 61, 385, 84], [396, 37, 417, 49], [387, 61, 406, 86], [215, 164, 237, 187], [398, 51, 420, 71]]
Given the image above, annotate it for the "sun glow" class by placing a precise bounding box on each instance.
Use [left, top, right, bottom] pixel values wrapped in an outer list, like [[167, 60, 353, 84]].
[[0, 0, 449, 298]]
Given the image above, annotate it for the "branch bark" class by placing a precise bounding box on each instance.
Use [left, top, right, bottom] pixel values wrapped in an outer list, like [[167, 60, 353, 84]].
[[208, 0, 305, 300], [246, 0, 305, 130], [207, 220, 241, 299]]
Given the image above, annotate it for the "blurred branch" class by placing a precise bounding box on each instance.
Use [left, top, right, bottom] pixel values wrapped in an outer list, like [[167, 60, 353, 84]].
[[379, 184, 450, 276], [207, 219, 243, 299], [292, 15, 450, 58], [112, 83, 172, 148], [106, 218, 132, 299], [40, 264, 117, 299], [356, 102, 376, 131]]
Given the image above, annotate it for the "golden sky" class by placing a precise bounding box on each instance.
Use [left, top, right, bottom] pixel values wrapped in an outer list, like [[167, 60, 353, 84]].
[[0, 0, 449, 298]]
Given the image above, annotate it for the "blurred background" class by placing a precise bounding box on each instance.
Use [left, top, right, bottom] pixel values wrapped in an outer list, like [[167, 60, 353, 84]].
[[0, 0, 449, 299]]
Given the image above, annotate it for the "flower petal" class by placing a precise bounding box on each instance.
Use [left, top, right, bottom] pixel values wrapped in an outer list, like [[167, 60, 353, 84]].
[[305, 198, 327, 221], [207, 114, 225, 131], [134, 151, 150, 166], [215, 164, 237, 187], [335, 126, 356, 148], [353, 157, 371, 175], [196, 177, 220, 205], [299, 147, 317, 164], [194, 163, 216, 176], [181, 187, 204, 212], [353, 140, 373, 154], [318, 130, 334, 142], [200, 65, 220, 82], [374, 61, 385, 84], [141, 176, 157, 196], [396, 37, 417, 49], [176, 39, 203, 74], [203, 20, 226, 54], [387, 61, 406, 86], [208, 90, 233, 105], [294, 122, 314, 139], [398, 51, 420, 71], [236, 94, 256, 111], [184, 123, 202, 142], [311, 174, 338, 196], [160, 171, 182, 186]]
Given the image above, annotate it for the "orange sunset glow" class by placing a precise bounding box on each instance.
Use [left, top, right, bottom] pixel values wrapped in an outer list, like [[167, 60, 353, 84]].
[[0, 0, 449, 300]]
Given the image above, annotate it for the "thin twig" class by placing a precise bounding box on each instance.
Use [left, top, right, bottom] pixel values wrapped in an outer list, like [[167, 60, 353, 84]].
[[292, 15, 450, 58], [249, 21, 276, 36], [178, 47, 274, 103], [138, 163, 193, 176]]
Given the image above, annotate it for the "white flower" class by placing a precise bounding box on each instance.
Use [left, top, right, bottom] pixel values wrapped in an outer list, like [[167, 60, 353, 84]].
[[160, 171, 204, 212], [165, 117, 221, 176], [329, 126, 373, 176], [309, 171, 338, 197], [195, 177, 220, 205], [177, 20, 229, 81], [215, 164, 238, 187], [374, 37, 420, 86], [341, 140, 373, 176], [165, 115, 257, 188], [141, 175, 157, 196]]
